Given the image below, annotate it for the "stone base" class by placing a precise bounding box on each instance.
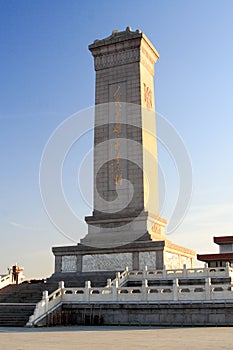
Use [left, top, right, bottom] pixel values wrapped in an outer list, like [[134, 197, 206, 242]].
[[81, 211, 167, 248], [52, 238, 195, 274], [62, 302, 233, 327]]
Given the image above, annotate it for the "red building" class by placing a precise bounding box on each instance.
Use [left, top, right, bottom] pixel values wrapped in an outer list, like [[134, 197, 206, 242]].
[[197, 236, 233, 267]]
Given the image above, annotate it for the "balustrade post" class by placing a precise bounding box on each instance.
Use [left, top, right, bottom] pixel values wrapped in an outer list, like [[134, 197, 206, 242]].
[[116, 271, 121, 283], [59, 281, 64, 289], [107, 278, 111, 287], [226, 262, 230, 275], [115, 272, 121, 287], [143, 279, 148, 301], [173, 278, 179, 301], [42, 290, 49, 313], [85, 280, 91, 302], [58, 281, 64, 301], [183, 264, 187, 277], [143, 265, 148, 279], [112, 279, 118, 301], [204, 263, 208, 276], [205, 277, 211, 300], [163, 265, 167, 278]]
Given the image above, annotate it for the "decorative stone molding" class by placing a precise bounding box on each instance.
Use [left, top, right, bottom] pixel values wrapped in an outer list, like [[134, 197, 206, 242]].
[[94, 48, 140, 70], [82, 253, 133, 272], [139, 251, 156, 270], [61, 256, 77, 272], [165, 239, 196, 257], [140, 46, 155, 75], [0, 274, 12, 289]]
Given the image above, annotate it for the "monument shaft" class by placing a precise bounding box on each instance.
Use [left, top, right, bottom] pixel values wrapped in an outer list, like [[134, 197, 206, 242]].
[[83, 27, 166, 246]]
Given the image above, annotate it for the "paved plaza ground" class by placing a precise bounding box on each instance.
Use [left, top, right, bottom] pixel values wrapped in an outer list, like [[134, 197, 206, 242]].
[[0, 326, 233, 350]]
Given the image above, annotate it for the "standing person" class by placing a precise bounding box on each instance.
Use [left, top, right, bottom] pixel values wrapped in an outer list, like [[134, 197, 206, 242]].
[[15, 265, 20, 284], [12, 264, 17, 283], [12, 263, 23, 284]]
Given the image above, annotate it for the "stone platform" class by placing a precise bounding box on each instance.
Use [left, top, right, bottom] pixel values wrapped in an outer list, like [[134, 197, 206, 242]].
[[52, 238, 195, 275]]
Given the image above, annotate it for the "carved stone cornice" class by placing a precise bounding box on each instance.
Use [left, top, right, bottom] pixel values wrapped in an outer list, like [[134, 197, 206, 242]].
[[89, 27, 143, 52], [165, 239, 196, 257], [94, 48, 140, 70], [89, 27, 159, 72], [140, 40, 159, 75]]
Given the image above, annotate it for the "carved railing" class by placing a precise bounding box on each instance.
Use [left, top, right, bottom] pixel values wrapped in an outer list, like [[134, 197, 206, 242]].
[[108, 264, 233, 290], [27, 275, 233, 327], [27, 282, 64, 327], [123, 264, 233, 281], [109, 268, 129, 288], [0, 274, 12, 289], [0, 270, 25, 289]]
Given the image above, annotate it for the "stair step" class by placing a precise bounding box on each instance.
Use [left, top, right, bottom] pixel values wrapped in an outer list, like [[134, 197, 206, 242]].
[[0, 272, 114, 326]]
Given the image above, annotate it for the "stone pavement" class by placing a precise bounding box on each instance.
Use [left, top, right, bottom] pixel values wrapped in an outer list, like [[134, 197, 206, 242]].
[[1, 326, 233, 350]]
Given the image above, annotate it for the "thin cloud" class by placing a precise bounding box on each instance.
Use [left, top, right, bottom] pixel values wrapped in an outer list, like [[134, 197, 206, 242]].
[[7, 221, 42, 231]]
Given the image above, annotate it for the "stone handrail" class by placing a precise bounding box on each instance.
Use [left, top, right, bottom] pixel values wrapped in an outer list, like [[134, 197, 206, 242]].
[[0, 274, 12, 289], [27, 276, 233, 327], [110, 267, 129, 287], [109, 265, 233, 290], [126, 264, 233, 280], [27, 283, 64, 327], [0, 270, 25, 289]]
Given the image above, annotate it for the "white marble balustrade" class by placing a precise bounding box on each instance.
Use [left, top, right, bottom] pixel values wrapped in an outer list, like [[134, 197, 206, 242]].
[[27, 265, 233, 326]]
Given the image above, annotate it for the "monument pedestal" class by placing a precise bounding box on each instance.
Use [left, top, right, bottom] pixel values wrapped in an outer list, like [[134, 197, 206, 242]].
[[52, 237, 195, 274], [81, 211, 167, 248]]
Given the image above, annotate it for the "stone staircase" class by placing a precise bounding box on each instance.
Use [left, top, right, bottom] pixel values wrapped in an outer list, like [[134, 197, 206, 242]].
[[0, 282, 58, 327], [0, 271, 117, 326], [0, 304, 36, 327], [47, 271, 118, 288]]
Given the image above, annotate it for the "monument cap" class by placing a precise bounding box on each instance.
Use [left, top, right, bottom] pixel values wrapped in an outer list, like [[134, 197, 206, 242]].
[[89, 26, 159, 62]]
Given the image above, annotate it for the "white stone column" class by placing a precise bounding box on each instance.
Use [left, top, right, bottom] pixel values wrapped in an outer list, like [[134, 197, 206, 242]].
[[183, 264, 187, 277], [85, 281, 91, 302], [113, 279, 118, 301], [59, 281, 64, 289], [205, 277, 211, 300], [143, 265, 148, 278], [42, 290, 49, 313], [173, 278, 179, 301]]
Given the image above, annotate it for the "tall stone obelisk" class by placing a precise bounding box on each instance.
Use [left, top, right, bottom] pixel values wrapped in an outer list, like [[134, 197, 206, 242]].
[[82, 27, 166, 247], [52, 28, 195, 273]]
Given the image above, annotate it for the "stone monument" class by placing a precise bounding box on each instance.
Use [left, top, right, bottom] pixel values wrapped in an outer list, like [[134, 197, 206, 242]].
[[52, 28, 195, 275]]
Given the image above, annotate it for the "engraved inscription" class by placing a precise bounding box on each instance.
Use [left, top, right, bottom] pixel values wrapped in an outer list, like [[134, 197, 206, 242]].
[[180, 255, 192, 268], [141, 47, 155, 75], [152, 223, 161, 235], [165, 252, 179, 269], [139, 251, 156, 270], [166, 252, 192, 269], [82, 253, 132, 272], [109, 82, 127, 190], [61, 255, 77, 272], [143, 83, 152, 109], [111, 85, 123, 186]]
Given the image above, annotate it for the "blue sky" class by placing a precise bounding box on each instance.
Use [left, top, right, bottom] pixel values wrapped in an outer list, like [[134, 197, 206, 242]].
[[1, 1, 233, 278]]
